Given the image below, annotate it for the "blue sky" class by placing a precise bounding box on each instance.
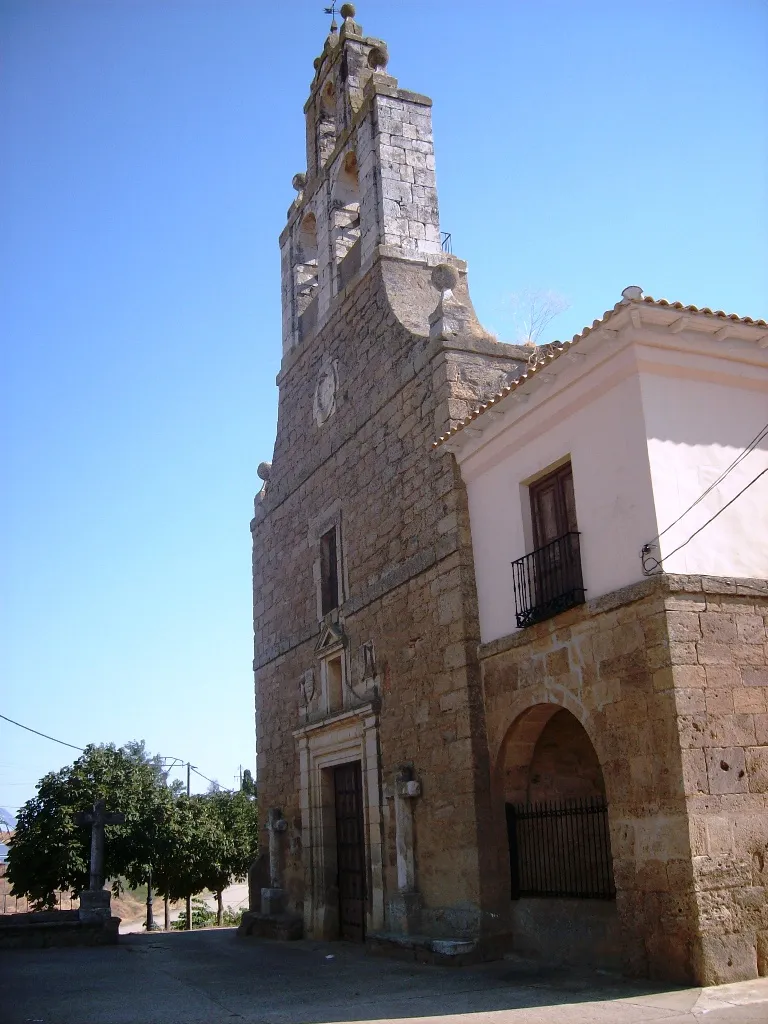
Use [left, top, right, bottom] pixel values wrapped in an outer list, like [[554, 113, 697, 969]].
[[1, 0, 766, 811]]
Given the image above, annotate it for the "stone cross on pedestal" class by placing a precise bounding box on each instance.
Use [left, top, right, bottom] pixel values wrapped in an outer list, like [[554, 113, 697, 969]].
[[74, 798, 126, 892]]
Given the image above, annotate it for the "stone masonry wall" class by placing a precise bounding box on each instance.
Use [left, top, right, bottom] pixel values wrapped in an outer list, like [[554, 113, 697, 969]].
[[668, 579, 768, 984], [253, 253, 526, 939], [479, 574, 768, 984]]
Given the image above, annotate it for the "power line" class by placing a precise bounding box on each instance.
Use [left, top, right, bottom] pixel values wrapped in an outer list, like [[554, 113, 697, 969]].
[[647, 421, 768, 549], [660, 466, 768, 564], [0, 714, 83, 752], [191, 767, 231, 791], [642, 420, 768, 574], [0, 716, 233, 793]]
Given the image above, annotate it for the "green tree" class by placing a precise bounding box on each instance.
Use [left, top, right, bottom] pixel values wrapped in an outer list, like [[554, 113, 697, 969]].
[[241, 768, 256, 797], [7, 742, 173, 909], [151, 793, 219, 914], [201, 790, 259, 925]]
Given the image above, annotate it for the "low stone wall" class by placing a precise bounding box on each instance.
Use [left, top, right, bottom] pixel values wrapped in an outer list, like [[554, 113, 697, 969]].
[[510, 899, 622, 971], [479, 574, 768, 986], [0, 909, 119, 949]]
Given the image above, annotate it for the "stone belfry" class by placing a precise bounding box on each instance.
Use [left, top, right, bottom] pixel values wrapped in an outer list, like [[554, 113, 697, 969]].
[[249, 5, 530, 950], [281, 3, 443, 354]]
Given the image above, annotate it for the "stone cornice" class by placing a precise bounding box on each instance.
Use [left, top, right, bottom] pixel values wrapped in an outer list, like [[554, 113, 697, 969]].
[[477, 574, 768, 661], [293, 699, 380, 739]]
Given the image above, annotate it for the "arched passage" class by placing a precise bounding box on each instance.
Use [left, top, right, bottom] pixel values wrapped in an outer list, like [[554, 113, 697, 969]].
[[497, 703, 620, 969], [502, 705, 606, 805]]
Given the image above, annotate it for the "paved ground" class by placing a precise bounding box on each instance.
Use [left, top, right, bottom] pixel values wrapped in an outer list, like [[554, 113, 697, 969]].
[[2, 929, 768, 1024]]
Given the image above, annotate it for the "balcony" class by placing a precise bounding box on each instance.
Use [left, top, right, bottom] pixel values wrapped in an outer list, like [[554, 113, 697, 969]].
[[512, 532, 585, 629]]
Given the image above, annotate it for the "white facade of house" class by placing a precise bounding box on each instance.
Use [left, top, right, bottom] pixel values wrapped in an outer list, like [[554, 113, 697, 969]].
[[440, 292, 768, 645]]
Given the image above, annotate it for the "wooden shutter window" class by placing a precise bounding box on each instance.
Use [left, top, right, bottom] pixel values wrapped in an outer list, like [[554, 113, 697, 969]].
[[530, 463, 578, 549]]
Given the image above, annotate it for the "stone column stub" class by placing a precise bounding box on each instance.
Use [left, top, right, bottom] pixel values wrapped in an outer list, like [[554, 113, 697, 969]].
[[389, 764, 423, 935], [261, 806, 289, 915]]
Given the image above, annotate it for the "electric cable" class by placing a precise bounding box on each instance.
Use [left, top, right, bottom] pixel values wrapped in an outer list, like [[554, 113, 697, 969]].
[[648, 420, 768, 548], [641, 420, 768, 574], [658, 466, 768, 564], [0, 715, 233, 794], [0, 713, 84, 752]]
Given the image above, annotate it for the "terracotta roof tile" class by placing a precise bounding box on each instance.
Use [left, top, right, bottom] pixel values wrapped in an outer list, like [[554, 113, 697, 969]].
[[432, 295, 768, 449]]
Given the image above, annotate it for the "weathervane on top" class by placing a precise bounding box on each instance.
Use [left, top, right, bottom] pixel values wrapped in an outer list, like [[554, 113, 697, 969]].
[[324, 2, 356, 31], [324, 2, 339, 31]]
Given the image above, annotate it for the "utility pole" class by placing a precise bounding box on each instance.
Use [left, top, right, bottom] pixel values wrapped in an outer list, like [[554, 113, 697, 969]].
[[186, 762, 192, 931]]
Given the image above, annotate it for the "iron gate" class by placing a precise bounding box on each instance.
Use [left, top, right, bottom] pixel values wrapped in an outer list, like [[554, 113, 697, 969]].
[[506, 796, 615, 900]]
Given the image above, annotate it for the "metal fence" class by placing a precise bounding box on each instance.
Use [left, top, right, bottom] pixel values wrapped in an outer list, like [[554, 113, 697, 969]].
[[511, 531, 585, 629], [506, 796, 615, 900]]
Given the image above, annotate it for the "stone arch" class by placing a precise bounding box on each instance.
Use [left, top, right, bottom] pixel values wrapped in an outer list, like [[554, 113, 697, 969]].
[[317, 79, 337, 167], [490, 686, 600, 782], [330, 151, 361, 287], [494, 699, 620, 969], [298, 211, 318, 261], [294, 211, 320, 336], [501, 704, 607, 805]]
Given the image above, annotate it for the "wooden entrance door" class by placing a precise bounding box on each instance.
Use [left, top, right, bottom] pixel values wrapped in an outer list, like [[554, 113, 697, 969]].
[[333, 761, 366, 941]]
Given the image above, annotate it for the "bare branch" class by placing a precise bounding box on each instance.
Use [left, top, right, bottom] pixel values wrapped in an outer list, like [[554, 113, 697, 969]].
[[507, 288, 570, 348]]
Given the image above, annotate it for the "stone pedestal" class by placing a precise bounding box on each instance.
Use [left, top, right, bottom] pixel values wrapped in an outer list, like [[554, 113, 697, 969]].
[[236, 807, 304, 942], [260, 887, 286, 916], [247, 852, 270, 911], [78, 889, 112, 923], [389, 892, 422, 935]]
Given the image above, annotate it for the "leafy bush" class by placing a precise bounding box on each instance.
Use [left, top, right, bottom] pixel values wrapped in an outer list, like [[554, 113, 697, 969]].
[[172, 897, 216, 930]]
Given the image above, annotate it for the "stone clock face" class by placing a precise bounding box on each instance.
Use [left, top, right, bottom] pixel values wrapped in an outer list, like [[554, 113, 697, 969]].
[[313, 363, 337, 425]]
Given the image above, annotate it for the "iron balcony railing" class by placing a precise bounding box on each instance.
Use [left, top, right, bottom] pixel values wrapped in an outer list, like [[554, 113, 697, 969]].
[[506, 797, 616, 900], [511, 531, 585, 628]]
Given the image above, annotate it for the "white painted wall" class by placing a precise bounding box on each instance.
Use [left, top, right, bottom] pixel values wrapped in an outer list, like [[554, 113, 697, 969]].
[[462, 348, 659, 644], [640, 371, 768, 579], [459, 332, 768, 646]]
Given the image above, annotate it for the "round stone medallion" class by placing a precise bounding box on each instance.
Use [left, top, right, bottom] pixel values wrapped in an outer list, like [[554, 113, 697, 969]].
[[313, 362, 338, 426]]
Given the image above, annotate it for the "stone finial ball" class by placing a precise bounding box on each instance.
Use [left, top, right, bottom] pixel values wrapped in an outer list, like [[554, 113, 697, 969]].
[[257, 461, 272, 482], [431, 263, 459, 293], [340, 3, 356, 18], [313, 57, 322, 70], [292, 173, 307, 192], [367, 44, 389, 71]]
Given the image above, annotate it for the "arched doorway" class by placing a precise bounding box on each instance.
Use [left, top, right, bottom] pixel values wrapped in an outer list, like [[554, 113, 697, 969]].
[[499, 704, 620, 969]]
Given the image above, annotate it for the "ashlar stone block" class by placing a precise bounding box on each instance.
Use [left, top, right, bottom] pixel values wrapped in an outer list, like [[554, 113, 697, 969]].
[[705, 747, 749, 795]]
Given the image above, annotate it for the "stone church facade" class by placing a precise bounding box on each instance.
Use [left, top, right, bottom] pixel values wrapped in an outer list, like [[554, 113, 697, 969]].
[[251, 5, 529, 948], [250, 5, 768, 985]]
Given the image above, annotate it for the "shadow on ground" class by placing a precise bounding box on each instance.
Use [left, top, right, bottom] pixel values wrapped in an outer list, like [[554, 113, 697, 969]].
[[0, 928, 761, 1024]]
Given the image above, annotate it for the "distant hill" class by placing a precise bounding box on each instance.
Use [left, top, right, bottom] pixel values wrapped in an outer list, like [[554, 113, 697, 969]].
[[0, 808, 17, 830]]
